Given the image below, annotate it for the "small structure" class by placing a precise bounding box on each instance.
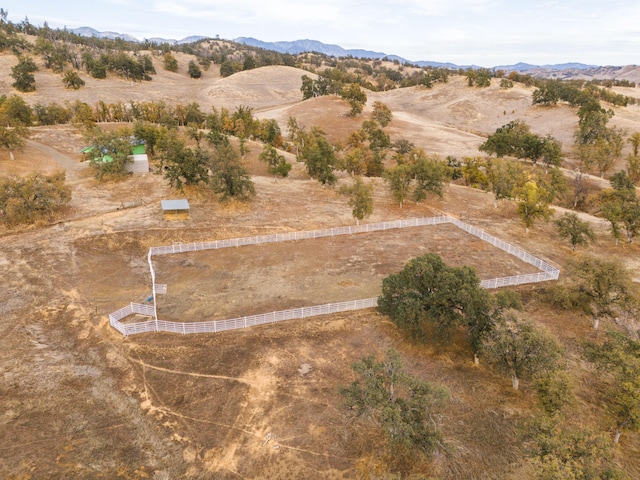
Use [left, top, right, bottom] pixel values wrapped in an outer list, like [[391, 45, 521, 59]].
[[127, 153, 149, 173], [161, 199, 190, 220], [127, 142, 149, 173], [82, 138, 149, 173], [131, 144, 146, 155]]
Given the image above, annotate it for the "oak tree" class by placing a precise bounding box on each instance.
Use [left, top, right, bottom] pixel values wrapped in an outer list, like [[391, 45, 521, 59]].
[[383, 164, 413, 208], [162, 52, 178, 72], [188, 60, 202, 79], [554, 212, 596, 250], [258, 144, 291, 178], [11, 56, 37, 92], [516, 180, 553, 233], [627, 132, 640, 184], [485, 158, 527, 206], [568, 257, 632, 329], [339, 349, 448, 461], [86, 128, 136, 180], [583, 332, 640, 443], [62, 70, 85, 90], [0, 124, 29, 158], [341, 83, 367, 117], [209, 142, 255, 202], [340, 176, 374, 224], [378, 253, 491, 354], [0, 94, 32, 126], [412, 154, 450, 201], [600, 170, 640, 244], [298, 127, 338, 186], [157, 136, 210, 191], [0, 171, 71, 226], [371, 101, 393, 127], [526, 417, 622, 478], [483, 311, 562, 390]]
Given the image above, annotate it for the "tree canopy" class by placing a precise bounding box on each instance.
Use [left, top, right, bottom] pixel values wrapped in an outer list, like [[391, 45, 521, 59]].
[[583, 331, 640, 444], [341, 83, 367, 117], [371, 101, 393, 127], [480, 120, 533, 158], [516, 180, 553, 233], [554, 212, 596, 250], [600, 170, 640, 244], [0, 171, 71, 226], [187, 60, 202, 79], [209, 142, 255, 202], [62, 70, 85, 90], [298, 127, 338, 186], [11, 56, 38, 92], [412, 154, 451, 201], [339, 176, 374, 224], [568, 257, 632, 329], [480, 120, 563, 167], [383, 163, 413, 208], [258, 144, 291, 178], [162, 52, 178, 72], [158, 136, 211, 192], [483, 311, 563, 390], [485, 157, 528, 204], [86, 127, 137, 180], [338, 349, 448, 463], [378, 253, 492, 353]]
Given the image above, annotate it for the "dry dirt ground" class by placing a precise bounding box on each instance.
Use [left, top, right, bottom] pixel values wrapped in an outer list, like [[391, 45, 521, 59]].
[[2, 61, 640, 479], [152, 223, 540, 323]]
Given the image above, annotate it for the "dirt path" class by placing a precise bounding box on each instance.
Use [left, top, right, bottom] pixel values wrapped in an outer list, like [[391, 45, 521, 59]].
[[26, 139, 87, 181]]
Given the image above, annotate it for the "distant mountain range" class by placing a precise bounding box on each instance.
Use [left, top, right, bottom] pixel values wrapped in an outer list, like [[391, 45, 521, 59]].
[[234, 37, 417, 65], [234, 37, 601, 71], [71, 27, 631, 76], [69, 27, 208, 45]]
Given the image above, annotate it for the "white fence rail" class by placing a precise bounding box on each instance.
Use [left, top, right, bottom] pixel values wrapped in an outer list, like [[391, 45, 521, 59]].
[[149, 216, 451, 256], [110, 299, 378, 336], [109, 302, 157, 335], [110, 216, 560, 336], [449, 218, 560, 283]]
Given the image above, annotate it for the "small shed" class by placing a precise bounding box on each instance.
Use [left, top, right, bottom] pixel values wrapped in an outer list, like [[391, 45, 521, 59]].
[[127, 153, 149, 173], [127, 142, 149, 172], [161, 199, 190, 220]]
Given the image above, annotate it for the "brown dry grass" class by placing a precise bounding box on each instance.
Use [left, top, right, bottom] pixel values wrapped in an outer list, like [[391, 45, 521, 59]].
[[152, 223, 540, 322], [1, 47, 640, 479]]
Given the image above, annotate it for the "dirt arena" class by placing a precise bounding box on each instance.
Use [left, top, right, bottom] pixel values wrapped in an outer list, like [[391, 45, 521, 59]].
[[152, 222, 541, 322]]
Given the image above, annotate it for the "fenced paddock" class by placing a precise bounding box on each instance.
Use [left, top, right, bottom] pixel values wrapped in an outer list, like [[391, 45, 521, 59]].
[[109, 216, 559, 336]]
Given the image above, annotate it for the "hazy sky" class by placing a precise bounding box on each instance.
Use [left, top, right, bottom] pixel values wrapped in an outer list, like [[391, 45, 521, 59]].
[[3, 0, 639, 67]]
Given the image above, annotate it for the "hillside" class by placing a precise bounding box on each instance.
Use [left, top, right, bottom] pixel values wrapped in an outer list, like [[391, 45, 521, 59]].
[[2, 32, 640, 480], [261, 73, 640, 163], [0, 50, 311, 112]]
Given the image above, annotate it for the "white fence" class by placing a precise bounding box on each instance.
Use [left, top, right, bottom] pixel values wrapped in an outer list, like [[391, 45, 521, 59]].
[[110, 216, 560, 336], [110, 298, 379, 336], [448, 218, 559, 284], [109, 302, 157, 336], [148, 216, 451, 256]]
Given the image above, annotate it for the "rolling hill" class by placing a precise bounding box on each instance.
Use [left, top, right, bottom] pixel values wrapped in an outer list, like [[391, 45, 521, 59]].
[[1, 25, 640, 480]]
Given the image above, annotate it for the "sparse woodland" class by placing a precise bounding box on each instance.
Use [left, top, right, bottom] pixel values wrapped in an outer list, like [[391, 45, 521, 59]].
[[2, 13, 640, 479]]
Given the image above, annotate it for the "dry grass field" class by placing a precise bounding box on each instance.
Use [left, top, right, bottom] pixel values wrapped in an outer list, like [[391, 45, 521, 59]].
[[2, 45, 640, 479], [152, 223, 541, 323]]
